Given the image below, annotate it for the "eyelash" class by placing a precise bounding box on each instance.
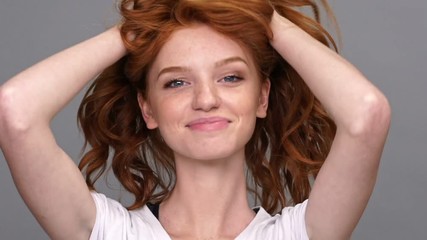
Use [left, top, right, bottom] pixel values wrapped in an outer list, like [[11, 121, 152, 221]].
[[163, 75, 244, 89], [221, 74, 243, 83], [164, 79, 187, 89]]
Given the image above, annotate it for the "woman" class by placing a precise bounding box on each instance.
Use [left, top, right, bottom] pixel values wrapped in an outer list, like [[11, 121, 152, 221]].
[[0, 0, 391, 239]]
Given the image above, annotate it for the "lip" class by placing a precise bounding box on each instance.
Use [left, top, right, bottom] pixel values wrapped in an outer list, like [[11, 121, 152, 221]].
[[186, 117, 231, 131]]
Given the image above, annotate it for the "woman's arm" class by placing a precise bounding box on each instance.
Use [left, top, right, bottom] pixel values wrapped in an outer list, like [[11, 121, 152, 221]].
[[270, 12, 391, 239], [0, 26, 126, 239]]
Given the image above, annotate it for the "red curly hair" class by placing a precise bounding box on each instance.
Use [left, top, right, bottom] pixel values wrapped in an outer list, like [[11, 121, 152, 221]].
[[78, 0, 337, 214]]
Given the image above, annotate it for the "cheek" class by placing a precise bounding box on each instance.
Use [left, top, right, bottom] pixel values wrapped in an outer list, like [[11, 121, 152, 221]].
[[231, 87, 261, 116], [150, 96, 187, 134], [225, 89, 260, 129], [152, 102, 180, 126]]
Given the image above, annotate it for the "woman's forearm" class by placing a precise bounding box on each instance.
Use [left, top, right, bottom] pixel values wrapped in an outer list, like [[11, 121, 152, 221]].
[[0, 26, 126, 131], [270, 12, 389, 135]]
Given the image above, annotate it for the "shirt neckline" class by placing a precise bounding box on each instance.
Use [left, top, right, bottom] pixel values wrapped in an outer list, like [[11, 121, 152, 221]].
[[136, 205, 270, 239]]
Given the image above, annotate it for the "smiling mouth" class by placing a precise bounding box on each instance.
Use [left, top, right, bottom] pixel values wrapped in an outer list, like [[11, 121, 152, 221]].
[[186, 117, 231, 131]]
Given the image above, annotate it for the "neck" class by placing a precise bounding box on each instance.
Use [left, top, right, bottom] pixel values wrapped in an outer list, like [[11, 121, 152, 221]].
[[160, 152, 255, 239]]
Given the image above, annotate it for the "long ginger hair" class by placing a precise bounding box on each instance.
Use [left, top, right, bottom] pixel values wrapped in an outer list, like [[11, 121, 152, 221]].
[[78, 0, 337, 214]]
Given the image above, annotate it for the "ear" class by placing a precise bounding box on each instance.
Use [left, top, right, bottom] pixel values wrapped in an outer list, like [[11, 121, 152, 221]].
[[137, 93, 158, 129], [256, 79, 270, 118]]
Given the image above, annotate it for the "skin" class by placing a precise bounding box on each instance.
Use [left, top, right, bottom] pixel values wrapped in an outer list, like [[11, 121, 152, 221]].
[[0, 10, 390, 240], [270, 12, 391, 239], [138, 24, 269, 239], [0, 27, 125, 239]]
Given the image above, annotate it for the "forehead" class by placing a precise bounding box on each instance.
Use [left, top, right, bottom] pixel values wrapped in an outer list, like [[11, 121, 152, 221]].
[[149, 24, 255, 74]]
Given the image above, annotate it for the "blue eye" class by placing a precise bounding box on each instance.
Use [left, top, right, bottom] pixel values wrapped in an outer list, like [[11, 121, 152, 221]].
[[223, 75, 243, 83], [165, 79, 187, 88]]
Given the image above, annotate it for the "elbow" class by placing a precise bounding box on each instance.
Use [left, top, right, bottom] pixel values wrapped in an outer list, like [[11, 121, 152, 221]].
[[347, 91, 391, 138], [0, 86, 33, 136]]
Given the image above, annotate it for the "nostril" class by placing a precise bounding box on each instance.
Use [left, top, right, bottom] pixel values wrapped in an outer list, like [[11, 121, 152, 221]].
[[192, 87, 221, 111]]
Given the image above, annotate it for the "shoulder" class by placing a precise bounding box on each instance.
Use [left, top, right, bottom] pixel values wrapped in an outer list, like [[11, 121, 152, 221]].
[[237, 199, 309, 240], [89, 192, 170, 240]]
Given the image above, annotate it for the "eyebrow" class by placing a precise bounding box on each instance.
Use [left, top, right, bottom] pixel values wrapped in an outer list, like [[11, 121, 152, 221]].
[[215, 56, 248, 68], [157, 66, 190, 79], [156, 56, 249, 79]]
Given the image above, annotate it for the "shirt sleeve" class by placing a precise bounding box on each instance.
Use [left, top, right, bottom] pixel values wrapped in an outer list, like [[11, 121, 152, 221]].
[[236, 199, 309, 240], [89, 191, 133, 240], [278, 199, 309, 240], [89, 191, 171, 240]]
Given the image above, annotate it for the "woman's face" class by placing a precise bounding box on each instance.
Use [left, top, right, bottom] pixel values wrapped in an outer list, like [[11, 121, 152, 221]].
[[139, 24, 270, 162]]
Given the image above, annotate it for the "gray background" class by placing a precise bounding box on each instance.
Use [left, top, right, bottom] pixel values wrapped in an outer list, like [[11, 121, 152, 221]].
[[0, 0, 426, 239]]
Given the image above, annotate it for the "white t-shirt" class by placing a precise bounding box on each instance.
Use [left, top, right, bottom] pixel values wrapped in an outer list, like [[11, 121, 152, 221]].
[[89, 192, 309, 240]]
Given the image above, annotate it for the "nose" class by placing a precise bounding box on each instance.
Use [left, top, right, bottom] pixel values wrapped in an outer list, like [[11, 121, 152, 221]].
[[192, 81, 221, 111]]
